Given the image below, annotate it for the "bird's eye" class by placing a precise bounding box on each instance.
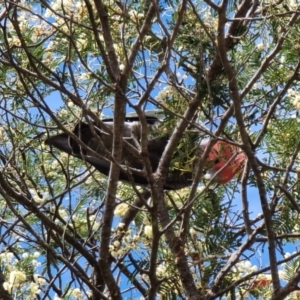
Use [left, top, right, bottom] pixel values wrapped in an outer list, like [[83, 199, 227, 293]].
[[214, 158, 220, 164]]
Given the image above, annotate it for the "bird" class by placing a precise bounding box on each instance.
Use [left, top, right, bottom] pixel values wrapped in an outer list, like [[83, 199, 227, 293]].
[[45, 111, 246, 190], [201, 140, 246, 184]]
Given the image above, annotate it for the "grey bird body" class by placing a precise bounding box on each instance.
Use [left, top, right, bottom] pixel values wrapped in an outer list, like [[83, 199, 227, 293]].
[[45, 114, 195, 190]]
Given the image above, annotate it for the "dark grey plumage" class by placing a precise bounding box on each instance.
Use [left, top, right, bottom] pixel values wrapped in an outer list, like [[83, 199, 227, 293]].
[[45, 115, 194, 190]]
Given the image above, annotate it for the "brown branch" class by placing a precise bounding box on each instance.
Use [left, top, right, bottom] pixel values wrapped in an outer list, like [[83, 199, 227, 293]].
[[277, 185, 300, 214], [123, 2, 156, 76], [83, 0, 117, 82], [206, 0, 257, 82], [93, 0, 120, 81], [203, 0, 220, 12], [240, 162, 252, 236], [97, 93, 125, 298], [95, 0, 131, 295]]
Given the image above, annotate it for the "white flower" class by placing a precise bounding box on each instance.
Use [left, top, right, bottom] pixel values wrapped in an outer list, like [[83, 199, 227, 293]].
[[0, 252, 14, 262], [288, 89, 296, 96], [7, 37, 21, 47], [197, 186, 205, 193], [119, 64, 125, 71], [189, 228, 197, 236], [33, 251, 41, 258], [9, 270, 26, 284], [289, 0, 298, 9], [79, 72, 90, 80], [144, 225, 153, 238], [128, 10, 138, 20], [117, 222, 125, 229], [256, 43, 264, 51], [156, 264, 167, 277], [292, 95, 300, 109], [77, 33, 88, 51], [34, 274, 46, 285], [3, 282, 12, 293], [113, 240, 120, 248], [69, 287, 82, 299], [114, 203, 129, 216], [58, 109, 68, 118], [29, 282, 41, 294]]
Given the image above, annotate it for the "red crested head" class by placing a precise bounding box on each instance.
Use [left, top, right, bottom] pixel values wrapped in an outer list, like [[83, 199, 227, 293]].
[[200, 140, 246, 184]]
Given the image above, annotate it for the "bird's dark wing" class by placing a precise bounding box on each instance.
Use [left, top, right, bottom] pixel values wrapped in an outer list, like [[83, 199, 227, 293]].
[[45, 133, 73, 154], [45, 117, 167, 185], [45, 130, 151, 185], [103, 115, 161, 125], [45, 113, 195, 190]]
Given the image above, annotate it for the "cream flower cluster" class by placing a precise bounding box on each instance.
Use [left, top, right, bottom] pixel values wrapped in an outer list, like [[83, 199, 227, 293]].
[[0, 250, 93, 299], [288, 89, 300, 110], [114, 203, 129, 216], [0, 251, 43, 299], [155, 86, 174, 102]]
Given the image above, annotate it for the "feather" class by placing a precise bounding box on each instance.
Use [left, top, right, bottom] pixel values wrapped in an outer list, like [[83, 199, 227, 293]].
[[45, 112, 246, 189]]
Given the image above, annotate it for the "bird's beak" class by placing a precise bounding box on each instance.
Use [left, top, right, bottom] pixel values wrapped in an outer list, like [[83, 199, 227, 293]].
[[203, 168, 218, 181]]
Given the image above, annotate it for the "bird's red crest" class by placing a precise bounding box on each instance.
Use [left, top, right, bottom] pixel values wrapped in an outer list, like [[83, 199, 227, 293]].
[[201, 141, 246, 184]]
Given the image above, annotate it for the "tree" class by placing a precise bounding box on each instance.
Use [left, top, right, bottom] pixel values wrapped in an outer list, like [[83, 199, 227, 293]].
[[0, 0, 300, 299]]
